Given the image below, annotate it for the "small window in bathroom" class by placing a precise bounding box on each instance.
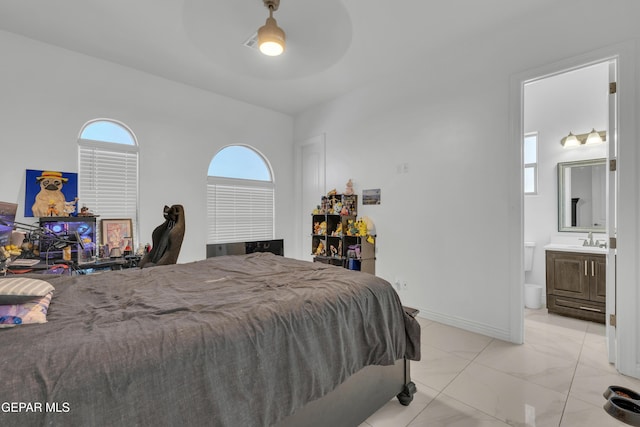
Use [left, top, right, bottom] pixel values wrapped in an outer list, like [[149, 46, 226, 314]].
[[524, 132, 538, 195]]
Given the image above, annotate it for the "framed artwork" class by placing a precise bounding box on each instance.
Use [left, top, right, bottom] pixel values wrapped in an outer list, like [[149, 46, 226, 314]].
[[25, 169, 78, 217], [101, 219, 133, 254], [362, 189, 381, 205]]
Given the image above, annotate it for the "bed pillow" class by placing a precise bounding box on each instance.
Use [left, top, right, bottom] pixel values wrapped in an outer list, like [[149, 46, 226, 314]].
[[0, 292, 52, 328], [0, 277, 55, 305]]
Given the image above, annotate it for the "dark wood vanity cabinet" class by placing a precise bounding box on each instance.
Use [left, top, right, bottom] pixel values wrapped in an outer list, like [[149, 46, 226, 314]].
[[546, 250, 605, 323]]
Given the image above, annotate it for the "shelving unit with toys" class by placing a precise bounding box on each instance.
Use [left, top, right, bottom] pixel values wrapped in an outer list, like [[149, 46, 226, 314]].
[[311, 192, 375, 275]]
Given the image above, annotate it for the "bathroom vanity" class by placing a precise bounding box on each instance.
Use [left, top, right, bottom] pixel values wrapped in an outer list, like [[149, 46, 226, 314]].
[[545, 244, 606, 323]]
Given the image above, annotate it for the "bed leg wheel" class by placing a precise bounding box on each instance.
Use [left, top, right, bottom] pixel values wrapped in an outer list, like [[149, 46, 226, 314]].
[[397, 381, 417, 406]]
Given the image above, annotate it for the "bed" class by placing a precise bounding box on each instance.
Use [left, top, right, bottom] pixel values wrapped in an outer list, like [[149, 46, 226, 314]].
[[0, 252, 420, 427]]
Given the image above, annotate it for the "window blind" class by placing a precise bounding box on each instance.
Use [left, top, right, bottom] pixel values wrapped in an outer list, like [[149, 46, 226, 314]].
[[207, 179, 274, 244], [78, 140, 139, 242]]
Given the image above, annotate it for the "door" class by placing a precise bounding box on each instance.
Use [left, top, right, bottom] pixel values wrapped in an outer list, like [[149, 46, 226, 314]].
[[299, 135, 325, 261], [606, 59, 618, 364]]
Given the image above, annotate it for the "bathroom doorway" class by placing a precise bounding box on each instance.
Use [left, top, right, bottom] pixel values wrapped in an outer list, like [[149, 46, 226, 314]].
[[522, 58, 617, 362]]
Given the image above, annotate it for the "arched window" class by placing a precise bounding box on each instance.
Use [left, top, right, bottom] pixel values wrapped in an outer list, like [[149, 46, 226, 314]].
[[207, 145, 275, 243], [78, 119, 139, 245]]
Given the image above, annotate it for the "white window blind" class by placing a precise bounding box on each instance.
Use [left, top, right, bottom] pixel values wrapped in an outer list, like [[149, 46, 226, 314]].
[[207, 178, 274, 244], [78, 140, 139, 240]]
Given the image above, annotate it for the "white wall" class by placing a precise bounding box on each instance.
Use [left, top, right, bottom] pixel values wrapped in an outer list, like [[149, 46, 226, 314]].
[[0, 31, 294, 262], [524, 63, 608, 297], [294, 0, 640, 342]]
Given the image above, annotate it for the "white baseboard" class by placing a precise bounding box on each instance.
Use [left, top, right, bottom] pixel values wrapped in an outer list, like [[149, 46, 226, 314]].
[[415, 307, 512, 342]]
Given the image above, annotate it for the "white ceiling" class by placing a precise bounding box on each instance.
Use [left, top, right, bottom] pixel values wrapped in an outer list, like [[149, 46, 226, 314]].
[[0, 0, 556, 115]]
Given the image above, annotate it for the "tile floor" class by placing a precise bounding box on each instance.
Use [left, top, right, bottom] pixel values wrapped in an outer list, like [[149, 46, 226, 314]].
[[360, 308, 640, 427]]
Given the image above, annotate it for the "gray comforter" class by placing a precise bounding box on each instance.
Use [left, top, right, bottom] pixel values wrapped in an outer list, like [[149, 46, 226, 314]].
[[0, 253, 419, 427]]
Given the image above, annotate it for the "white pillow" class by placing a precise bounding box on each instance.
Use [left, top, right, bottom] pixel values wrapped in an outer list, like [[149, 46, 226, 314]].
[[0, 277, 55, 305]]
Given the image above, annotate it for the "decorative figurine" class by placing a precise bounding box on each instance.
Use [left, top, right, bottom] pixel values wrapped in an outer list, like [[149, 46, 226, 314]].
[[330, 245, 338, 257], [321, 196, 329, 214], [344, 179, 354, 195], [78, 205, 98, 217], [46, 200, 60, 217]]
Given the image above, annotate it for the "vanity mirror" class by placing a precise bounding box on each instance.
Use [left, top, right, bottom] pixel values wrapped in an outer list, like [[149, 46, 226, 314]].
[[558, 158, 606, 232]]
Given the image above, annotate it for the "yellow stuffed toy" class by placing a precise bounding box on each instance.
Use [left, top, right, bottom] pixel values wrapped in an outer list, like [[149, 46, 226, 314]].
[[356, 219, 367, 237], [319, 221, 327, 235]]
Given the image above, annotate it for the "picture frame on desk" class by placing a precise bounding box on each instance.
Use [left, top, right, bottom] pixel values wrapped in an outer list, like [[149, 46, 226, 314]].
[[101, 219, 133, 256]]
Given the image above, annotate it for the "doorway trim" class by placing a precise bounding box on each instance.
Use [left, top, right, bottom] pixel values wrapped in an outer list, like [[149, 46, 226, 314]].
[[509, 40, 638, 378], [294, 134, 326, 261]]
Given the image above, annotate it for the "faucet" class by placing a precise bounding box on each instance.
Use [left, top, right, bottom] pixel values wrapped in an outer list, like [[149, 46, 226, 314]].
[[581, 232, 595, 247]]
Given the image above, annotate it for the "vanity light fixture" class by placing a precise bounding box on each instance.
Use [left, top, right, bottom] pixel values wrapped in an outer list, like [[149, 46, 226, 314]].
[[585, 128, 604, 145], [560, 129, 607, 148], [561, 132, 581, 148], [257, 0, 286, 56]]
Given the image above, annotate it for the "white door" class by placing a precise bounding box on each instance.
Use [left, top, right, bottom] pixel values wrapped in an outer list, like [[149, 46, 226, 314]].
[[606, 59, 618, 364], [299, 135, 325, 261]]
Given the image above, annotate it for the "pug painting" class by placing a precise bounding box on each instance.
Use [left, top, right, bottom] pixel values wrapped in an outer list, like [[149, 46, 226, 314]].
[[31, 171, 76, 217]]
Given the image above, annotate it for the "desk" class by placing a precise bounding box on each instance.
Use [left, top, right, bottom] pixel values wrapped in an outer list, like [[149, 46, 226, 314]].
[[75, 259, 127, 274], [5, 259, 128, 276]]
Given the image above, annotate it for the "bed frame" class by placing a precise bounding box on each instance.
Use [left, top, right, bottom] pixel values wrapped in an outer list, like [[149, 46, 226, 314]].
[[277, 358, 416, 427]]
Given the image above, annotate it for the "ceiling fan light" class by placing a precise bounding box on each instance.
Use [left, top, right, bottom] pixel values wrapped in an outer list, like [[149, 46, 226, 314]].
[[258, 17, 285, 56]]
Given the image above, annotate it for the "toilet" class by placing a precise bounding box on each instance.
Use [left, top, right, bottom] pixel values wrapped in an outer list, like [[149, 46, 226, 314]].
[[524, 242, 542, 309]]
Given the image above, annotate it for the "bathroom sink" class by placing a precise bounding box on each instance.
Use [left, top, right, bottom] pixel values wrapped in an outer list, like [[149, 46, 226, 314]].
[[544, 243, 608, 254]]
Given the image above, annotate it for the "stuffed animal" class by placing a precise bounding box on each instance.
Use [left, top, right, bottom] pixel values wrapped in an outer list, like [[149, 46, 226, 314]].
[[346, 219, 358, 236], [333, 201, 342, 215], [319, 221, 327, 235], [314, 241, 325, 256]]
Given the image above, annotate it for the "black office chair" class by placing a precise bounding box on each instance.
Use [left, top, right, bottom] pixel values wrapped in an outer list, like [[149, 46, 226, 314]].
[[139, 204, 185, 268]]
